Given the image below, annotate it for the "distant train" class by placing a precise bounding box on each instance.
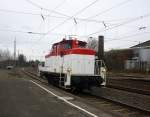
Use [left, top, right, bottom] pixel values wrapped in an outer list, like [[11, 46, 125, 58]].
[[38, 36, 106, 91]]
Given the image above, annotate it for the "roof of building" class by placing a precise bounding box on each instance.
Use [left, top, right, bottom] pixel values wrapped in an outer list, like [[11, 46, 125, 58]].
[[131, 40, 150, 48]]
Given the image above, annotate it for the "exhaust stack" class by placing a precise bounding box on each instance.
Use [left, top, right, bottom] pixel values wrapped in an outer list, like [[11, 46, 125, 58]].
[[98, 36, 104, 60]]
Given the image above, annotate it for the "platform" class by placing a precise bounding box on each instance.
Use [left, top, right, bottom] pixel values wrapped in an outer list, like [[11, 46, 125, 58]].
[[0, 70, 88, 117]]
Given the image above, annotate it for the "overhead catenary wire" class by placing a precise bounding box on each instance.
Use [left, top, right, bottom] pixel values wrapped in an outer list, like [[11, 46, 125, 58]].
[[105, 25, 149, 40], [47, 0, 66, 17], [33, 0, 100, 45], [0, 28, 30, 33], [105, 31, 150, 43], [0, 8, 48, 16], [0, 28, 68, 36], [80, 0, 134, 31], [86, 0, 134, 19], [40, 0, 134, 37], [1, 12, 149, 40], [0, 8, 102, 24], [24, 0, 136, 36], [25, 0, 70, 18], [29, 0, 66, 57], [44, 0, 100, 36], [0, 8, 138, 24], [0, 8, 98, 22], [86, 13, 150, 36], [46, 0, 66, 35]]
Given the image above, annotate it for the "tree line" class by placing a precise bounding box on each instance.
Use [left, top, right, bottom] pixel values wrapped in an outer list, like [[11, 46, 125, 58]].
[[0, 49, 40, 68]]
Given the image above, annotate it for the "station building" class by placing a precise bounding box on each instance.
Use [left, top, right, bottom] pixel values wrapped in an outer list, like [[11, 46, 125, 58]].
[[125, 40, 150, 71]]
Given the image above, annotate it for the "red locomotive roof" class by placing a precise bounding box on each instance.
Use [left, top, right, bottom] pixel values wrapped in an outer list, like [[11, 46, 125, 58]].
[[45, 39, 96, 58]]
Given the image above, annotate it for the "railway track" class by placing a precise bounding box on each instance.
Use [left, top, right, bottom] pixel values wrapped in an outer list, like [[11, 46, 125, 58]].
[[21, 69, 150, 116], [108, 72, 150, 79], [106, 78, 150, 95]]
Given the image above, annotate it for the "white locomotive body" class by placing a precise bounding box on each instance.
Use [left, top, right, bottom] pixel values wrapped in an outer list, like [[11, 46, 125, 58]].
[[38, 38, 106, 90]]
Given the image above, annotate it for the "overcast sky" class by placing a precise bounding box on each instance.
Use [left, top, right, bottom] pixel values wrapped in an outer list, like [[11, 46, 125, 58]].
[[0, 0, 150, 60]]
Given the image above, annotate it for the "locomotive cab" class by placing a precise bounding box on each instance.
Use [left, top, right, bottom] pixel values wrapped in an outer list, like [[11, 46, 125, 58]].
[[38, 38, 106, 90]]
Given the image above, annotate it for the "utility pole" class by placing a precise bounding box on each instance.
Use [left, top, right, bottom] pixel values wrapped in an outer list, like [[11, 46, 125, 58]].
[[14, 38, 16, 67], [18, 49, 19, 66]]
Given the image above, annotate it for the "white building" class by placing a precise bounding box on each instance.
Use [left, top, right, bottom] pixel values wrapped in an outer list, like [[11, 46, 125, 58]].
[[125, 40, 150, 71]]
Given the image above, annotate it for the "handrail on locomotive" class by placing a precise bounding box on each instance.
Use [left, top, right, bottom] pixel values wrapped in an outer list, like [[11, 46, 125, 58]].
[[95, 60, 106, 85]]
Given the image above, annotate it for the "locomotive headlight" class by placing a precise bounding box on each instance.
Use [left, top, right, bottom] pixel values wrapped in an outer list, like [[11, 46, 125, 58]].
[[67, 67, 72, 72]]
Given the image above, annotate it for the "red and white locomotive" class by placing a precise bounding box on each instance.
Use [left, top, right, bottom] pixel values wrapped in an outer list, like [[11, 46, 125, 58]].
[[38, 37, 106, 90]]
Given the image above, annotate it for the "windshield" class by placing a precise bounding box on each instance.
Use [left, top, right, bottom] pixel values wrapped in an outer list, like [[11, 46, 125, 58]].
[[78, 41, 87, 48]]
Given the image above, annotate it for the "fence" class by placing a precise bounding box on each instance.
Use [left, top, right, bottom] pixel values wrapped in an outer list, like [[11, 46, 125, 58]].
[[125, 60, 150, 72]]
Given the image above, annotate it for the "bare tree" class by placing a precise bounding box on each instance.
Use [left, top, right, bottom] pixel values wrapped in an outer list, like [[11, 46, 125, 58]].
[[0, 49, 12, 61], [0, 49, 13, 68], [87, 37, 98, 51], [18, 54, 26, 66]]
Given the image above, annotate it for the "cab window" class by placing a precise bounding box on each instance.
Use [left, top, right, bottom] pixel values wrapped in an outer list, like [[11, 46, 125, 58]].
[[78, 41, 86, 48]]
